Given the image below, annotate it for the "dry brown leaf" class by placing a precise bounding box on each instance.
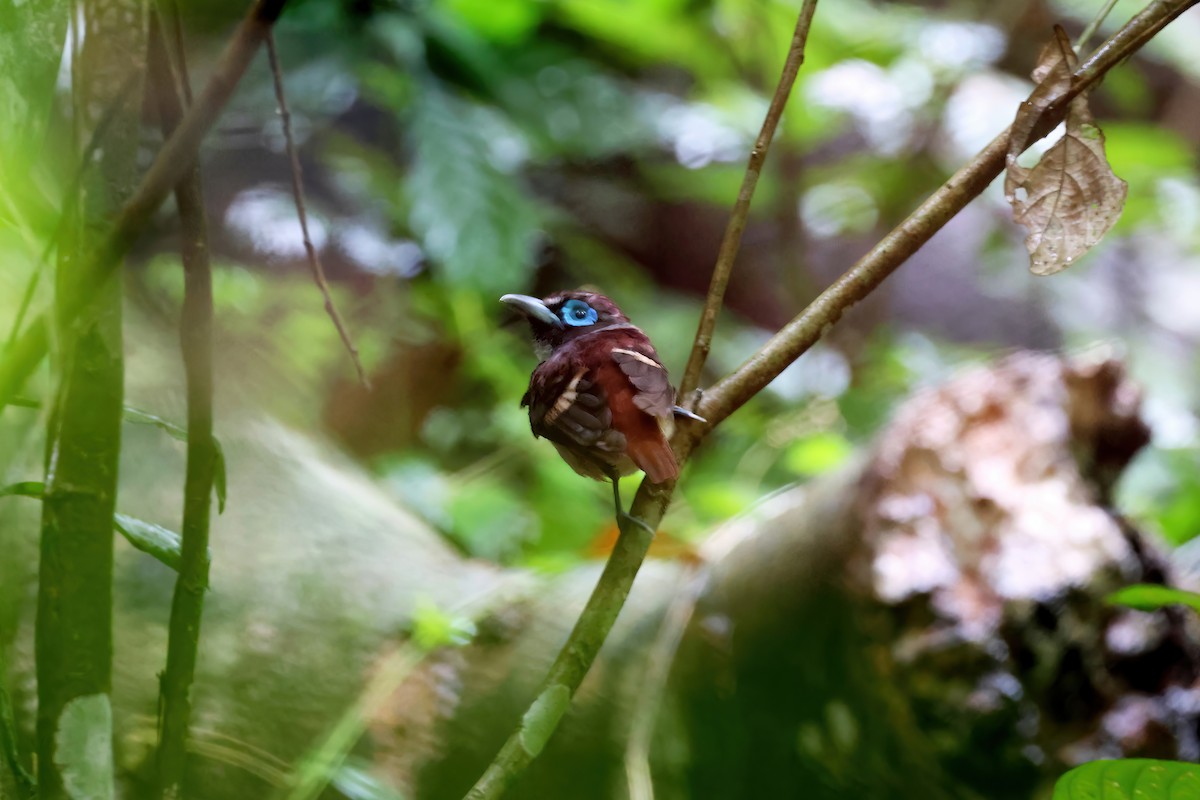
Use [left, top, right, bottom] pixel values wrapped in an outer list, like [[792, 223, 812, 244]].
[[1004, 27, 1128, 276]]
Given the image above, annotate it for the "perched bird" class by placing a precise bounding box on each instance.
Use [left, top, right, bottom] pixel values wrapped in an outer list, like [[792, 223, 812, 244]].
[[502, 290, 703, 527]]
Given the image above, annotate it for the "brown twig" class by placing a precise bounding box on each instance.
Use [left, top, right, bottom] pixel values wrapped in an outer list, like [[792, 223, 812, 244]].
[[265, 33, 370, 388], [685, 0, 1197, 436], [462, 5, 823, 798], [0, 0, 291, 414], [147, 7, 219, 797], [676, 0, 820, 403]]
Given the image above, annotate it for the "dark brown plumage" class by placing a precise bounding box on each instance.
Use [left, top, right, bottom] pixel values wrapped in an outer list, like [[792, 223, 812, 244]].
[[503, 290, 699, 493]]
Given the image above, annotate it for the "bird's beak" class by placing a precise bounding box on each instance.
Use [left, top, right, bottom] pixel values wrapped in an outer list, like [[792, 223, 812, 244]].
[[500, 294, 563, 328]]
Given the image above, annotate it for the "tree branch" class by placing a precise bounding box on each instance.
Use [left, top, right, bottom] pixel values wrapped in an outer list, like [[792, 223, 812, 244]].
[[0, 0, 290, 414], [686, 0, 1197, 436], [462, 0, 1198, 796], [676, 0, 819, 403], [147, 8, 219, 797], [462, 5, 822, 798], [265, 32, 369, 388]]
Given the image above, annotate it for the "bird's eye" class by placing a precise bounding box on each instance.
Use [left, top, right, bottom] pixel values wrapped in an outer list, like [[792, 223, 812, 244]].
[[561, 299, 598, 327]]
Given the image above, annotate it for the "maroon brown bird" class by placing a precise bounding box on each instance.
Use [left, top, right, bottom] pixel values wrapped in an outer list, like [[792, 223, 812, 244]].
[[502, 290, 702, 524]]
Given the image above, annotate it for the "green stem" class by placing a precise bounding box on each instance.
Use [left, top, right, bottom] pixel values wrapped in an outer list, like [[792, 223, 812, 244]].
[[461, 1, 1198, 797], [676, 0, 820, 403], [33, 1, 145, 793], [147, 9, 218, 797]]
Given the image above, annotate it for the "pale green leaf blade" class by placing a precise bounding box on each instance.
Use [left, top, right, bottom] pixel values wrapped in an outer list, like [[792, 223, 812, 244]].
[[54, 694, 114, 800], [1053, 759, 1200, 800]]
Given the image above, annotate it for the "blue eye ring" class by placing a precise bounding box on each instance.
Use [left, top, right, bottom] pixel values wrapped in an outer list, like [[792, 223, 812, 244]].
[[561, 299, 598, 327]]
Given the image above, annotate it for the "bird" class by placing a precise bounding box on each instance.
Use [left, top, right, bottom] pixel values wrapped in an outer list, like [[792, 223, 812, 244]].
[[501, 289, 704, 531]]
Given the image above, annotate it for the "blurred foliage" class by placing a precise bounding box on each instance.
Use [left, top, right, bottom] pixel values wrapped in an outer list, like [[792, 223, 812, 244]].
[[1107, 584, 1200, 613], [0, 0, 1196, 797], [1, 0, 1191, 571]]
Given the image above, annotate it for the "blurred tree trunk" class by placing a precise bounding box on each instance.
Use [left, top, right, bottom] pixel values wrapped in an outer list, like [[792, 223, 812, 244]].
[[35, 2, 144, 797]]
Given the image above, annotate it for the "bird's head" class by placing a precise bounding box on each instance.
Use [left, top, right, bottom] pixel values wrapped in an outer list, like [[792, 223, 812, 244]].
[[501, 290, 630, 360]]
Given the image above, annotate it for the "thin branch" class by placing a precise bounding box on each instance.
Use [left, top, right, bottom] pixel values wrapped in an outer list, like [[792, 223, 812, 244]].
[[676, 0, 819, 403], [463, 7, 822, 797], [0, 0, 291, 414], [624, 568, 706, 800], [461, 1, 1197, 797], [687, 0, 1197, 436], [265, 33, 370, 388], [1077, 0, 1121, 50], [148, 8, 219, 798]]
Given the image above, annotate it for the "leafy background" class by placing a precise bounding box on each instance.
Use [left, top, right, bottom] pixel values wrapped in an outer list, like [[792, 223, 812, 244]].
[[111, 0, 1200, 568], [1, 0, 1199, 796]]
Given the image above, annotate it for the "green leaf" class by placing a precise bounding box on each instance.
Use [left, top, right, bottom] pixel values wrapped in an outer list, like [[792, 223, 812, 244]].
[[0, 482, 189, 572], [332, 760, 407, 800], [784, 433, 853, 478], [405, 86, 542, 295], [1107, 585, 1200, 614], [123, 406, 227, 513], [0, 481, 44, 499], [519, 684, 570, 758], [54, 694, 114, 800], [113, 514, 187, 574], [1053, 758, 1200, 799], [410, 598, 476, 651]]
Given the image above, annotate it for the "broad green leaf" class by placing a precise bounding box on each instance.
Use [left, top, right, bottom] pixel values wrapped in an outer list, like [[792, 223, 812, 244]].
[[406, 86, 541, 296], [0, 483, 186, 570], [410, 598, 476, 651], [123, 406, 228, 513], [1053, 758, 1200, 799], [519, 684, 570, 758], [785, 433, 854, 477], [332, 760, 407, 800], [113, 515, 188, 574], [0, 481, 44, 499], [55, 694, 114, 800], [1107, 584, 1200, 614]]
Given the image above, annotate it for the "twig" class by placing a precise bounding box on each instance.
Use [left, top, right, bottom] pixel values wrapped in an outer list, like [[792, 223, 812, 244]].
[[461, 1, 1198, 796], [624, 568, 706, 800], [0, 0, 291, 414], [463, 8, 822, 798], [676, 0, 819, 403], [687, 0, 1197, 435], [1077, 0, 1122, 50], [265, 33, 370, 388], [147, 8, 219, 798]]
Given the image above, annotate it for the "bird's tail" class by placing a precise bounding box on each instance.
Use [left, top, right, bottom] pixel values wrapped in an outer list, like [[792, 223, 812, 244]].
[[628, 436, 679, 484]]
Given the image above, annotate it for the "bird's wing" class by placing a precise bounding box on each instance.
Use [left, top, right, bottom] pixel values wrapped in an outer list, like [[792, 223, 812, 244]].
[[523, 364, 626, 455], [610, 346, 675, 419]]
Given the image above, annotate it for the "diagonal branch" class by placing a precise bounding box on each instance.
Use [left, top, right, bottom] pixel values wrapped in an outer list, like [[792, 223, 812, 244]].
[[265, 32, 370, 387], [0, 0, 291, 414], [462, 4, 822, 798], [676, 0, 820, 403], [463, 0, 1198, 797], [684, 0, 1197, 436]]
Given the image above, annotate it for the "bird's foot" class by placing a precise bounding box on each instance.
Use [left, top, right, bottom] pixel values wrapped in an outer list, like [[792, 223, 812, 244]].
[[617, 511, 655, 537]]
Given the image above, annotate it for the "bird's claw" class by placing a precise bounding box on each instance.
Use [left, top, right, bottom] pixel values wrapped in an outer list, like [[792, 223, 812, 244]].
[[618, 511, 655, 537]]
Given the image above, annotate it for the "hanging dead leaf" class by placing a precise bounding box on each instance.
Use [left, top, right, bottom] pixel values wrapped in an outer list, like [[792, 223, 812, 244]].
[[1007, 27, 1076, 162], [1004, 27, 1128, 276]]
